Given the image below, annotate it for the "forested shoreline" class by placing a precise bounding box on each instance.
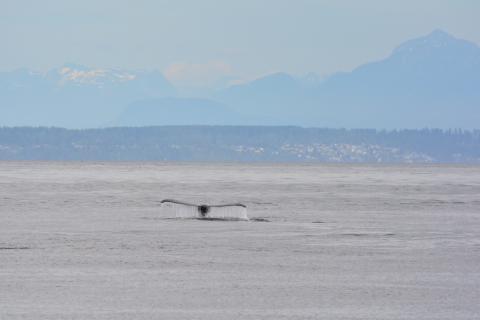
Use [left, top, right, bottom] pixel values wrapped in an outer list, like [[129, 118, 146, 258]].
[[1, 126, 479, 163]]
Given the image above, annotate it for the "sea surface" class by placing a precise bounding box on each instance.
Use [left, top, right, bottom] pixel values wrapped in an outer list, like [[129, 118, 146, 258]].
[[1, 162, 479, 319]]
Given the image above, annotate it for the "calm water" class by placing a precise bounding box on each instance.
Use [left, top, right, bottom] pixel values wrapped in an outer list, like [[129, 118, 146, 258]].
[[1, 162, 480, 319]]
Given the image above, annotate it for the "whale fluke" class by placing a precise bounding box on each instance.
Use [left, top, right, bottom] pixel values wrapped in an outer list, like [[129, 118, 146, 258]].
[[160, 199, 248, 220]]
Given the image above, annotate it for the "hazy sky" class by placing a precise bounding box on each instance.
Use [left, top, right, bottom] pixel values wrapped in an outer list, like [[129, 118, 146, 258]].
[[2, 0, 479, 86]]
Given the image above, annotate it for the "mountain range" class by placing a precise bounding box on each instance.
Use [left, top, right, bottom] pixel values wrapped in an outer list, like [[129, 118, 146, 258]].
[[1, 29, 479, 129]]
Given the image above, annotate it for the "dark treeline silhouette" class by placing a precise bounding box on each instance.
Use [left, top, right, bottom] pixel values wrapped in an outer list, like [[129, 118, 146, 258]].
[[0, 126, 479, 162]]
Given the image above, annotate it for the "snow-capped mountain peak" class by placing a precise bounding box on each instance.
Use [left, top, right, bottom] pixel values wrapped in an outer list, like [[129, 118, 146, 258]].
[[57, 65, 137, 86]]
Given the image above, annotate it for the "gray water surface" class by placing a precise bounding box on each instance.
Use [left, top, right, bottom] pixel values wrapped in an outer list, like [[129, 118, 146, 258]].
[[1, 162, 479, 319]]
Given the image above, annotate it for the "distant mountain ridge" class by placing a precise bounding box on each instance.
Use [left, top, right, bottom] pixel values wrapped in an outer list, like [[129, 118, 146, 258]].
[[217, 29, 480, 128], [1, 30, 479, 129], [115, 98, 242, 126], [0, 64, 176, 127]]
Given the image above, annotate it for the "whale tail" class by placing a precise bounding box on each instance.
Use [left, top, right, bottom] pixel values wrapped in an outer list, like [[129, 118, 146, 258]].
[[160, 199, 249, 221]]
